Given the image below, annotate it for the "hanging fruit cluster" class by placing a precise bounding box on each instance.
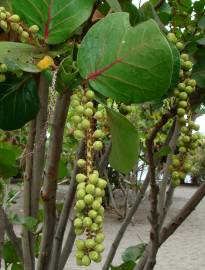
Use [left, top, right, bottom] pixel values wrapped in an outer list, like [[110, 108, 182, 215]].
[[69, 88, 108, 266], [167, 33, 201, 186]]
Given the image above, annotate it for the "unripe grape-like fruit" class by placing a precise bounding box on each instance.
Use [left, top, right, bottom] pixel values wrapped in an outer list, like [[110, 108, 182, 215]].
[[0, 20, 8, 30], [90, 223, 99, 232], [177, 108, 185, 116], [82, 255, 91, 266], [81, 119, 91, 130], [178, 116, 186, 125], [92, 200, 101, 210], [10, 22, 19, 31], [75, 228, 84, 235], [77, 159, 86, 168], [85, 238, 96, 249], [182, 135, 190, 143], [84, 108, 93, 117], [76, 200, 86, 211], [173, 89, 180, 97], [96, 197, 103, 204], [181, 126, 188, 134], [0, 12, 6, 20], [178, 101, 187, 108], [93, 130, 104, 139], [179, 146, 186, 153], [76, 173, 87, 183], [172, 158, 180, 167], [173, 178, 181, 187], [85, 101, 94, 108], [86, 90, 95, 100], [76, 189, 86, 200], [77, 182, 86, 190], [179, 92, 188, 100], [74, 130, 84, 140], [177, 83, 186, 91], [76, 250, 84, 259], [88, 173, 99, 185], [95, 233, 105, 243], [95, 215, 103, 224], [95, 243, 105, 253], [74, 218, 83, 228], [17, 26, 23, 33], [193, 123, 200, 131], [29, 25, 39, 33], [0, 73, 6, 82], [176, 42, 184, 50], [9, 14, 20, 22], [167, 33, 177, 43], [88, 209, 98, 219], [83, 217, 92, 227], [93, 141, 103, 151], [89, 251, 99, 262], [21, 31, 29, 39], [94, 111, 103, 120], [98, 178, 107, 189], [185, 86, 193, 94], [86, 184, 95, 195], [76, 239, 85, 250], [187, 79, 196, 87], [71, 99, 80, 107], [184, 61, 192, 70], [181, 53, 189, 61], [71, 115, 81, 124], [184, 162, 192, 172], [95, 187, 103, 197], [98, 206, 105, 215], [76, 105, 84, 114], [84, 194, 94, 205]]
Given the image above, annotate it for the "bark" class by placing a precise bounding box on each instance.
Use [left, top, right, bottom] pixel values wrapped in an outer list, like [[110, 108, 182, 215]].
[[49, 141, 85, 270], [102, 171, 150, 270], [58, 223, 76, 270], [22, 121, 36, 270], [0, 206, 5, 268], [37, 91, 71, 270]]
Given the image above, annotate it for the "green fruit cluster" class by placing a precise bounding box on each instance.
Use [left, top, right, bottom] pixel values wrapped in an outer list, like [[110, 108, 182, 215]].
[[0, 6, 39, 43], [168, 34, 201, 186], [74, 171, 107, 266], [0, 63, 7, 82], [69, 88, 108, 266]]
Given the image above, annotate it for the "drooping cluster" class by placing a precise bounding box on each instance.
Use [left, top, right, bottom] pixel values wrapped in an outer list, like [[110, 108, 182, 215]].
[[167, 33, 201, 186], [0, 6, 39, 42], [69, 88, 108, 266]]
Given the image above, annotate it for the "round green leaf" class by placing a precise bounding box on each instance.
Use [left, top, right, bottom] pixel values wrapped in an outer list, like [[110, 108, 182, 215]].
[[0, 77, 40, 131], [78, 13, 173, 103], [12, 0, 95, 44]]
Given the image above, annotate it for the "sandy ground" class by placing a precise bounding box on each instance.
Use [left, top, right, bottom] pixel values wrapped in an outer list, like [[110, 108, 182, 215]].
[[7, 186, 205, 270]]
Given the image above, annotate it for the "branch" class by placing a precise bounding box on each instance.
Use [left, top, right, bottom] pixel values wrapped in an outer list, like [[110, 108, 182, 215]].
[[98, 142, 112, 176], [49, 141, 85, 270], [37, 91, 71, 270], [102, 170, 150, 270], [22, 120, 36, 270], [0, 206, 5, 268]]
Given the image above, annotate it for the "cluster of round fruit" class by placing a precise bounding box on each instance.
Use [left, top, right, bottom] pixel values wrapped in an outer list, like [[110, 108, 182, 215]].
[[0, 63, 7, 82], [74, 169, 107, 266], [70, 88, 106, 151], [0, 6, 39, 42]]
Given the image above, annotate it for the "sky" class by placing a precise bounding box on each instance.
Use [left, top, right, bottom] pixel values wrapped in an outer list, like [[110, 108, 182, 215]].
[[132, 0, 205, 134]]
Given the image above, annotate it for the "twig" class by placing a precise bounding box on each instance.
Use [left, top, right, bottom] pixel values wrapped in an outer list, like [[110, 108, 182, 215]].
[[37, 91, 71, 270]]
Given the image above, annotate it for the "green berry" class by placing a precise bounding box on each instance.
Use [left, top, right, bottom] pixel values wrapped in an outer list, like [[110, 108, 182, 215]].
[[95, 215, 103, 224], [88, 173, 99, 185], [76, 200, 86, 211], [178, 101, 187, 108], [187, 79, 196, 87], [77, 183, 86, 190], [75, 228, 84, 235], [9, 14, 20, 22], [95, 233, 105, 243], [177, 108, 185, 116], [95, 187, 103, 197], [84, 108, 93, 117], [98, 206, 105, 215], [21, 31, 29, 39], [82, 255, 91, 266], [86, 184, 95, 195], [95, 243, 105, 253], [83, 217, 92, 227], [90, 223, 99, 232], [177, 83, 186, 91], [76, 105, 84, 114], [174, 89, 180, 97], [93, 141, 103, 151], [77, 159, 86, 168], [92, 200, 101, 211], [172, 158, 180, 167], [88, 209, 98, 219], [182, 135, 190, 143], [85, 238, 96, 249], [76, 239, 85, 250], [193, 123, 200, 131], [167, 33, 177, 43], [84, 194, 94, 205], [0, 12, 6, 20], [179, 92, 188, 100], [85, 101, 94, 108], [176, 42, 184, 50], [181, 126, 188, 134], [98, 178, 107, 189], [86, 90, 95, 100], [81, 119, 91, 130], [74, 130, 84, 140], [29, 25, 39, 33], [89, 251, 99, 262], [185, 86, 193, 94], [94, 111, 104, 120], [184, 61, 192, 70], [76, 173, 87, 183], [93, 130, 104, 138], [181, 53, 189, 61], [74, 218, 83, 228], [0, 20, 8, 30], [172, 171, 179, 179], [76, 250, 84, 259], [76, 189, 86, 200], [179, 146, 186, 153]]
